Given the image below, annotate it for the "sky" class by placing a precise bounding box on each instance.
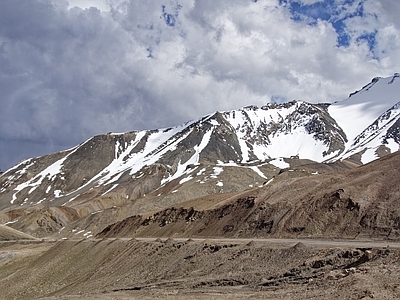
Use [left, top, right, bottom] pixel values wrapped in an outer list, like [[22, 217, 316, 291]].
[[0, 0, 399, 171]]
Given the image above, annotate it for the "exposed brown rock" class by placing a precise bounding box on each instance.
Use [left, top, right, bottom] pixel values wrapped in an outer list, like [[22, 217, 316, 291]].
[[95, 151, 400, 240]]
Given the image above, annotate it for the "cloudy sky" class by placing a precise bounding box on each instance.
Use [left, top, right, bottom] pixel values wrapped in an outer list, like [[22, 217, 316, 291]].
[[1, 0, 399, 171]]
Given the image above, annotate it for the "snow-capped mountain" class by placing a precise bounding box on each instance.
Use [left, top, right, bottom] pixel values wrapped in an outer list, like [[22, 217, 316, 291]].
[[0, 74, 399, 213], [329, 73, 400, 162]]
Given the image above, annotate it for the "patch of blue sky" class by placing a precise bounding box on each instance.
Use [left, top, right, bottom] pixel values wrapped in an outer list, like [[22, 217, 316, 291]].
[[271, 95, 288, 104], [332, 19, 350, 46], [279, 0, 376, 50], [287, 1, 332, 22], [357, 31, 377, 51], [161, 3, 182, 27]]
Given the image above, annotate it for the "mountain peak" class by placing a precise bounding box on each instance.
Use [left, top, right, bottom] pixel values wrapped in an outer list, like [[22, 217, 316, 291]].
[[328, 74, 400, 157], [348, 73, 400, 98], [1, 75, 399, 211]]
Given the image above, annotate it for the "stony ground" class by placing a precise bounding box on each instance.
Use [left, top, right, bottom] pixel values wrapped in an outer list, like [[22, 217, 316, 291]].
[[1, 238, 400, 299], [1, 151, 400, 300]]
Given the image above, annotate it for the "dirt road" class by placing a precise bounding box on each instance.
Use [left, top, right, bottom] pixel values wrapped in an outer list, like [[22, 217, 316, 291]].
[[134, 237, 400, 248]]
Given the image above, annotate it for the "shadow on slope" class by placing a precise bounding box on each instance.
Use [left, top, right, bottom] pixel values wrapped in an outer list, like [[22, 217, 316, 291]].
[[97, 151, 400, 240]]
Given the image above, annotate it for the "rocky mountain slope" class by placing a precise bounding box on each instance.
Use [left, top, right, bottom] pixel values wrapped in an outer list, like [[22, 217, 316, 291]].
[[97, 150, 400, 240], [0, 74, 399, 239]]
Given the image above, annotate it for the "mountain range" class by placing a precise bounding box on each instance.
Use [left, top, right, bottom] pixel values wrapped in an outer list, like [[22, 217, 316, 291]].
[[0, 74, 399, 239]]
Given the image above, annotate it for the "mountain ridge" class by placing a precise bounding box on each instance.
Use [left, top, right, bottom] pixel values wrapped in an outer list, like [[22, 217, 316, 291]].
[[96, 150, 400, 240], [0, 74, 399, 238]]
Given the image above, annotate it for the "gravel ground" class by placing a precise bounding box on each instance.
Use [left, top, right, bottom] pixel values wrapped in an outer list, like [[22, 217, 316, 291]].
[[1, 238, 400, 299]]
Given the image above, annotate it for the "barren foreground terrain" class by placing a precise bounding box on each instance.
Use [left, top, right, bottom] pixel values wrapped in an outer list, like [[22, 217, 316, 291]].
[[1, 238, 400, 299], [1, 135, 400, 299]]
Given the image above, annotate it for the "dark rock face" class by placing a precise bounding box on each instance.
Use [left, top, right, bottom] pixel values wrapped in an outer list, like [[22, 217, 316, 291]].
[[386, 118, 400, 144]]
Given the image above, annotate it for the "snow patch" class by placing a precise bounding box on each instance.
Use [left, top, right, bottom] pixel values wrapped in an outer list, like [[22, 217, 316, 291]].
[[101, 184, 119, 196], [161, 128, 214, 185], [360, 148, 378, 164], [10, 143, 83, 204], [197, 168, 206, 176], [249, 166, 268, 179], [209, 119, 219, 126], [179, 176, 193, 184], [386, 138, 399, 153], [329, 76, 400, 155], [61, 195, 79, 206], [3, 219, 18, 225], [211, 167, 223, 178], [265, 178, 274, 185], [266, 132, 331, 162], [37, 198, 46, 205], [269, 158, 290, 169]]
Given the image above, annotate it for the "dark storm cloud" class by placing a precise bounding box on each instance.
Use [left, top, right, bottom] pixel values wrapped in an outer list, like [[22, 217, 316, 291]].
[[0, 0, 148, 169]]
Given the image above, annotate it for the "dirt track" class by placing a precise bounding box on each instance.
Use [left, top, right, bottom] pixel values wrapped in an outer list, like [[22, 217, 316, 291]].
[[135, 237, 400, 249], [1, 238, 400, 299]]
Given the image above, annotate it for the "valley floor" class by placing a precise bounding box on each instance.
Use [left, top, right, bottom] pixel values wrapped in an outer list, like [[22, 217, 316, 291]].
[[1, 238, 400, 299]]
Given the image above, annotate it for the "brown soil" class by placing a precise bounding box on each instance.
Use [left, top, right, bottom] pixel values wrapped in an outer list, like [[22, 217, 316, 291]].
[[0, 224, 37, 241], [97, 152, 400, 241], [0, 239, 399, 299]]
